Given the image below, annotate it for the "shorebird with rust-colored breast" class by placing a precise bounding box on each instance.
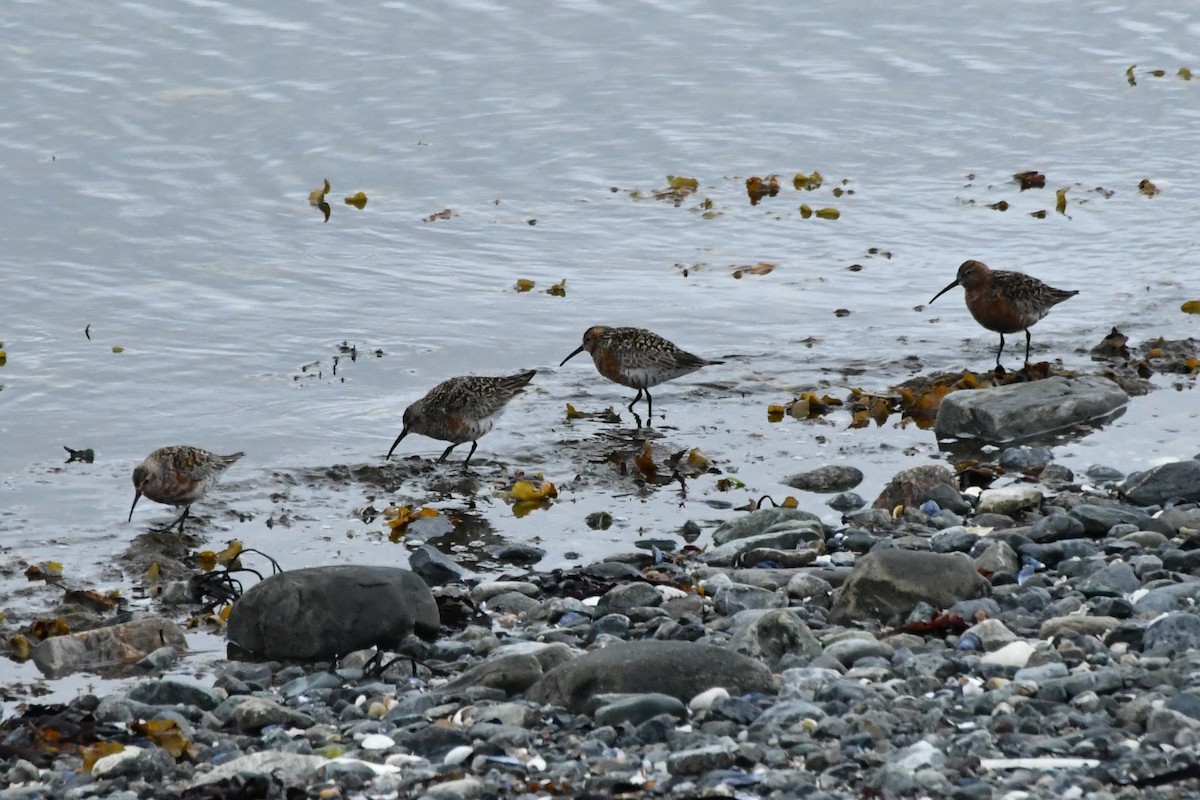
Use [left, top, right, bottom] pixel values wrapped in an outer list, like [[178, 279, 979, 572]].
[[129, 445, 244, 532], [559, 326, 723, 422], [387, 370, 537, 466], [929, 260, 1078, 370]]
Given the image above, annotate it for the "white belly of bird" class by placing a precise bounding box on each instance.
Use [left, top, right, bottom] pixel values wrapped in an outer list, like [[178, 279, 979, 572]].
[[456, 413, 498, 442]]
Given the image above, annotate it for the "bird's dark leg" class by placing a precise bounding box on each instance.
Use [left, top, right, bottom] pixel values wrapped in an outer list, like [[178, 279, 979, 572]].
[[1024, 329, 1032, 364], [645, 389, 654, 422], [462, 441, 479, 467], [163, 505, 191, 533], [437, 443, 459, 463], [627, 389, 643, 414], [995, 334, 1006, 370], [360, 650, 383, 675]]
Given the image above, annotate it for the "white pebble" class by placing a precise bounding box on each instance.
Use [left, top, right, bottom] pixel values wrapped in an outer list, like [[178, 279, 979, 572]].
[[359, 733, 395, 751], [655, 584, 688, 600], [92, 746, 144, 777], [688, 687, 729, 712], [444, 745, 474, 766], [980, 641, 1036, 668]]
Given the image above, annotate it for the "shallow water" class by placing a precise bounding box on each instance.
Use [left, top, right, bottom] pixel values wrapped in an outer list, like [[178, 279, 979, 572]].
[[1, 1, 1198, 686]]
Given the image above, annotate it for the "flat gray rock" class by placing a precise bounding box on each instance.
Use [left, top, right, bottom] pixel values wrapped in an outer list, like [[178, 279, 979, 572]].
[[830, 549, 990, 625], [526, 640, 776, 712], [32, 617, 187, 678], [227, 565, 439, 661], [934, 376, 1128, 442], [1120, 460, 1200, 506], [189, 752, 328, 789], [711, 508, 822, 547]]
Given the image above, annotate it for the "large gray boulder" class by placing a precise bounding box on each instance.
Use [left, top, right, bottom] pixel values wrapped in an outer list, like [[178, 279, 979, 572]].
[[830, 549, 990, 625], [934, 376, 1127, 442], [526, 640, 777, 712], [227, 566, 439, 660], [1120, 460, 1200, 506]]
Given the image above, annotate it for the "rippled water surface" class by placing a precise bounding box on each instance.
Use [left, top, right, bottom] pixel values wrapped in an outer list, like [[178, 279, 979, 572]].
[[2, 1, 1198, 688]]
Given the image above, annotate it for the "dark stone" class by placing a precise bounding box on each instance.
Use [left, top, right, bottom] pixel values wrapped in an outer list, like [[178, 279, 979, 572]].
[[589, 614, 631, 641], [972, 512, 1015, 530], [436, 653, 546, 696], [873, 465, 958, 510], [984, 529, 1034, 553], [1143, 612, 1200, 658], [634, 713, 676, 743], [829, 550, 990, 625], [1162, 550, 1200, 574], [708, 696, 764, 725], [486, 591, 541, 616], [933, 376, 1128, 442], [926, 483, 973, 514], [593, 693, 686, 727], [931, 529, 979, 554], [1018, 539, 1100, 568], [728, 609, 822, 669], [783, 465, 864, 494], [526, 641, 776, 712], [1039, 464, 1076, 488], [711, 508, 822, 546], [399, 724, 472, 760], [827, 492, 866, 511], [1159, 507, 1200, 535], [748, 699, 828, 735], [1036, 668, 1123, 702], [1120, 461, 1200, 506], [1027, 513, 1086, 544], [408, 545, 468, 585], [1133, 581, 1200, 614], [998, 446, 1053, 471], [127, 678, 221, 710], [594, 582, 662, 617], [839, 530, 879, 553], [487, 542, 546, 565], [713, 585, 787, 615], [1076, 563, 1140, 598], [1069, 504, 1151, 536], [1088, 597, 1134, 618], [667, 742, 738, 775], [1086, 464, 1125, 483], [227, 566, 439, 661], [1167, 692, 1200, 722]]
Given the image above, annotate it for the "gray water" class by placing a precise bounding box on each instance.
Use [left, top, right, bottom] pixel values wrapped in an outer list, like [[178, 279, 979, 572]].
[[2, 1, 1198, 690]]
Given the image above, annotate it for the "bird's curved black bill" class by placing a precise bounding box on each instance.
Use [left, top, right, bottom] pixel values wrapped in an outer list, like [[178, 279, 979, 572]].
[[929, 278, 960, 305], [386, 428, 409, 460], [559, 344, 586, 367], [128, 490, 142, 522]]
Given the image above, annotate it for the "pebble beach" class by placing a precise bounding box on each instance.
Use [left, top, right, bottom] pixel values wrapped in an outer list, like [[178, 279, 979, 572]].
[[5, 440, 1200, 800]]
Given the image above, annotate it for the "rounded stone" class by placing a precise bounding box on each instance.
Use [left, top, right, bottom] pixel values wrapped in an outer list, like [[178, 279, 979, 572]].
[[783, 465, 864, 493], [527, 640, 776, 712], [227, 566, 439, 661]]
